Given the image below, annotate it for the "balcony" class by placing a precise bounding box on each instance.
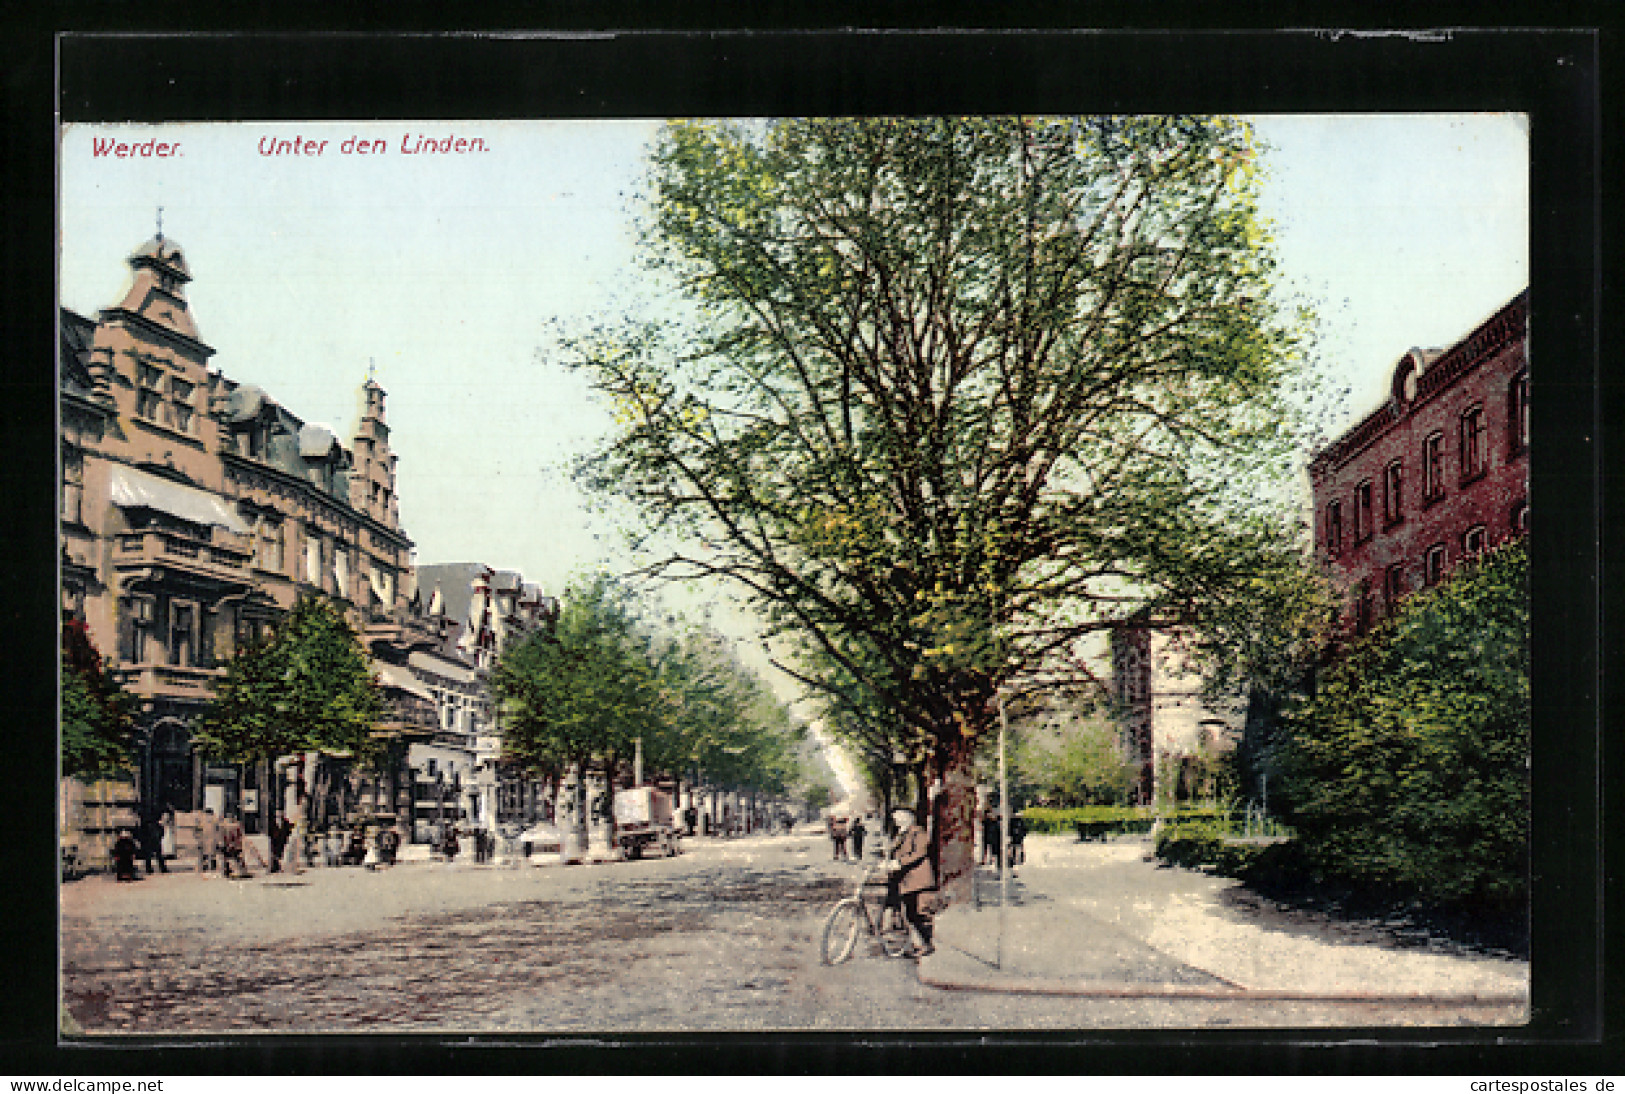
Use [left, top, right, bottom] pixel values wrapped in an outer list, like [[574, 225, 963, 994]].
[[114, 661, 224, 702], [113, 530, 253, 588]]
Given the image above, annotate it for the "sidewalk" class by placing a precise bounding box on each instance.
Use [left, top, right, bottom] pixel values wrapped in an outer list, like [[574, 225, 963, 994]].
[[916, 837, 1529, 1007]]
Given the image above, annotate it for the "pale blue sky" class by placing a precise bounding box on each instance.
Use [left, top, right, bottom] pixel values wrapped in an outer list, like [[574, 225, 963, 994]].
[[59, 115, 1528, 603]]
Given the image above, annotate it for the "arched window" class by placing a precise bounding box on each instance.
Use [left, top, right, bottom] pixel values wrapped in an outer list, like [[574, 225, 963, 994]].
[[1325, 500, 1343, 557], [1354, 480, 1374, 542], [1384, 563, 1406, 609], [1423, 431, 1445, 502], [1509, 371, 1529, 454], [1460, 403, 1487, 481], [1425, 543, 1447, 586], [1463, 524, 1487, 557], [1512, 500, 1529, 535], [1383, 459, 1403, 525]]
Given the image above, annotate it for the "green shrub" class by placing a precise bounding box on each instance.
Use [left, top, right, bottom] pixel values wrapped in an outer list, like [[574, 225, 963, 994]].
[[1023, 804, 1222, 839], [1277, 539, 1529, 907]]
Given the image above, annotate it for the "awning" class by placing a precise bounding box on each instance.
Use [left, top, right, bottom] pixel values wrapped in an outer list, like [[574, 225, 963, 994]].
[[408, 650, 478, 685], [375, 662, 435, 702], [109, 464, 249, 534]]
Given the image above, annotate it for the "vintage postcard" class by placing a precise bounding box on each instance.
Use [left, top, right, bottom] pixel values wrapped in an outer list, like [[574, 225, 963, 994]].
[[58, 107, 1536, 1038]]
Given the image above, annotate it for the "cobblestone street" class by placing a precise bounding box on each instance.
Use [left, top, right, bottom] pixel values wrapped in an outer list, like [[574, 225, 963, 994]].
[[61, 833, 1524, 1035]]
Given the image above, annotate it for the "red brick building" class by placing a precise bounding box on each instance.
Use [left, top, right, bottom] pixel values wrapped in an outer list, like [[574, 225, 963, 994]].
[[1309, 291, 1528, 633]]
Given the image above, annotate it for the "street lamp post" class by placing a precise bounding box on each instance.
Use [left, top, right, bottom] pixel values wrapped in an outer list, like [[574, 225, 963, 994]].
[[995, 689, 1011, 971]]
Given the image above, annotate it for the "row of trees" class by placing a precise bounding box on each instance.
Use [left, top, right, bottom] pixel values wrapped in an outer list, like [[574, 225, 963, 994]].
[[491, 575, 808, 838], [564, 115, 1317, 899]]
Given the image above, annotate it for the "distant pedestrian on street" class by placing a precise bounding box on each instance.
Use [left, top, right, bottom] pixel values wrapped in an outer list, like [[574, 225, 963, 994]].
[[267, 812, 292, 873], [981, 810, 1001, 866], [379, 825, 400, 866], [138, 812, 167, 875], [196, 808, 218, 873], [112, 828, 138, 882], [218, 815, 248, 878], [885, 808, 935, 957], [160, 808, 177, 862], [1008, 811, 1028, 868], [443, 826, 460, 862], [827, 815, 848, 861], [849, 815, 866, 860]]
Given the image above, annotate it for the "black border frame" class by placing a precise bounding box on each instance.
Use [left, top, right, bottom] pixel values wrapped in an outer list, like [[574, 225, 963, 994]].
[[3, 16, 1609, 1076]]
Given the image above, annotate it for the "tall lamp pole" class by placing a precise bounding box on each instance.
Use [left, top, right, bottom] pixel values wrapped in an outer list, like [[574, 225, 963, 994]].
[[996, 689, 1011, 971]]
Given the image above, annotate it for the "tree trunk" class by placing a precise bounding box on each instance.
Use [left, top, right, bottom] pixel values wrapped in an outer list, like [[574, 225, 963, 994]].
[[558, 759, 587, 865], [931, 735, 979, 907]]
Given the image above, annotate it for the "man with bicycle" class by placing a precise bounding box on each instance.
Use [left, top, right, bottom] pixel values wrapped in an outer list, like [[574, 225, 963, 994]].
[[883, 808, 935, 957]]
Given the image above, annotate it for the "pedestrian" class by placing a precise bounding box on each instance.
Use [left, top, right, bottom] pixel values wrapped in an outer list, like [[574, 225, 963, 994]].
[[346, 827, 367, 866], [160, 807, 176, 863], [981, 809, 1001, 867], [1008, 810, 1028, 868], [267, 812, 292, 873], [884, 808, 936, 956], [196, 808, 218, 874], [218, 815, 247, 878], [828, 815, 849, 861], [380, 825, 400, 866], [111, 828, 138, 882], [443, 826, 460, 863], [849, 814, 866, 860], [138, 811, 167, 875]]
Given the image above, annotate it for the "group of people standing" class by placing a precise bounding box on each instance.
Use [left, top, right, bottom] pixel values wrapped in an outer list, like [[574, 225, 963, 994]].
[[979, 808, 1028, 869], [825, 813, 869, 861]]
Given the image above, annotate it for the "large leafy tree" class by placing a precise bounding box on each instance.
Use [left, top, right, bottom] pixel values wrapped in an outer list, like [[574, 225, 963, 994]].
[[61, 618, 135, 780], [493, 576, 663, 838], [195, 595, 384, 766], [568, 116, 1308, 898]]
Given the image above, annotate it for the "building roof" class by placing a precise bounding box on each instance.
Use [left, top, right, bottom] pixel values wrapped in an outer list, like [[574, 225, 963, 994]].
[[414, 562, 491, 624]]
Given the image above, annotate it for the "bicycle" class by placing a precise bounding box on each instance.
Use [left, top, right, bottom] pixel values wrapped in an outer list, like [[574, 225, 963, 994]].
[[819, 863, 915, 964]]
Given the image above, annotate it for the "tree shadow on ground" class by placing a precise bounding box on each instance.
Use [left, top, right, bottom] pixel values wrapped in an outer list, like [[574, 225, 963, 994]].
[[1220, 877, 1528, 962]]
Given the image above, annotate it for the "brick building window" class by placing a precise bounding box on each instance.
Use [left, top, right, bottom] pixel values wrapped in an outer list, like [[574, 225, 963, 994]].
[[1425, 543, 1447, 586], [1463, 524, 1487, 556], [1423, 431, 1445, 502], [1384, 563, 1406, 609], [1512, 500, 1529, 535], [1353, 582, 1373, 636], [1460, 404, 1487, 482], [1325, 500, 1343, 557], [1354, 480, 1373, 542], [1509, 371, 1529, 454], [1383, 459, 1403, 526]]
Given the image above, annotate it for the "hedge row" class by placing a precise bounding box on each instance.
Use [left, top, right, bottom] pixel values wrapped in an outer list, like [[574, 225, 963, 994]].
[[1154, 824, 1305, 884], [1022, 805, 1222, 839]]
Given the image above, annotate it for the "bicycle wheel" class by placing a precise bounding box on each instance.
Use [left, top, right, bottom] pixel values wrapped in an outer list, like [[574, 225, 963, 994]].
[[820, 899, 863, 965]]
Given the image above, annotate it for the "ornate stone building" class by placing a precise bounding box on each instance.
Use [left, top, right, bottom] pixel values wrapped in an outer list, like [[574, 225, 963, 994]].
[[410, 563, 558, 838], [60, 233, 426, 841]]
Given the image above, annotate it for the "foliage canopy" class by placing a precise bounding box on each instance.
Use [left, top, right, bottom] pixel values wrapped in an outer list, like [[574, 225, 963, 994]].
[[61, 618, 135, 780], [571, 116, 1308, 763], [195, 595, 385, 765], [1278, 539, 1529, 906], [493, 576, 803, 796]]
